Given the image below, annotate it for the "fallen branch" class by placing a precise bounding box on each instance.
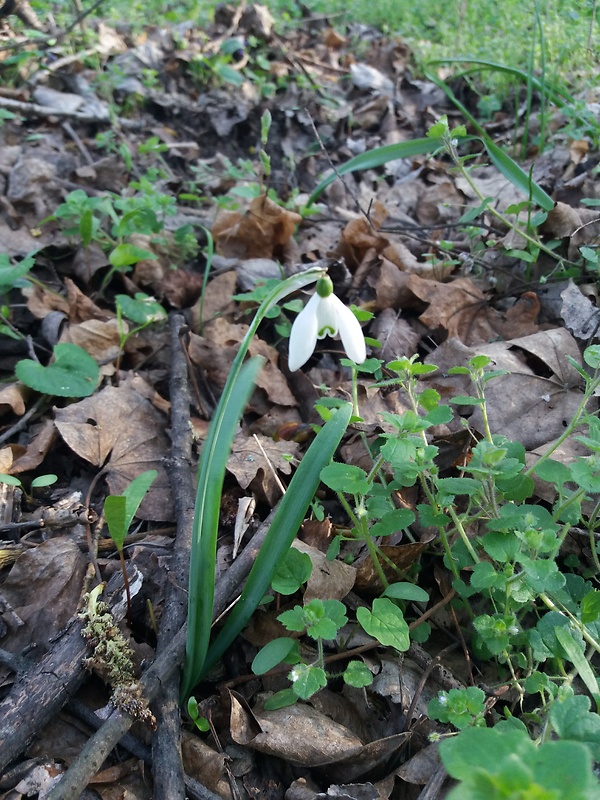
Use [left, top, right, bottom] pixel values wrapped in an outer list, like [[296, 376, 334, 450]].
[[0, 570, 128, 773], [151, 313, 195, 798], [46, 507, 277, 799]]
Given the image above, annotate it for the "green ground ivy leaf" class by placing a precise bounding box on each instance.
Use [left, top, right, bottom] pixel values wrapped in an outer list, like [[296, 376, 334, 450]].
[[357, 598, 410, 651], [343, 660, 373, 688], [549, 694, 600, 761], [271, 548, 312, 595], [16, 342, 99, 398], [371, 508, 415, 537], [441, 726, 599, 800], [320, 463, 370, 495], [290, 663, 327, 700], [581, 590, 600, 624], [109, 243, 157, 268], [519, 557, 566, 593]]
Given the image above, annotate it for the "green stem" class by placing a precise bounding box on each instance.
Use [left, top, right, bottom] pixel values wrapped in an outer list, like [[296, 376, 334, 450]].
[[351, 367, 360, 418], [525, 380, 600, 477], [447, 505, 479, 565], [539, 593, 600, 655]]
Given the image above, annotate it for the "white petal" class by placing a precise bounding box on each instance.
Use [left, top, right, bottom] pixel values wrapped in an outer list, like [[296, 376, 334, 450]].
[[334, 298, 367, 364], [315, 294, 340, 339], [288, 293, 320, 371]]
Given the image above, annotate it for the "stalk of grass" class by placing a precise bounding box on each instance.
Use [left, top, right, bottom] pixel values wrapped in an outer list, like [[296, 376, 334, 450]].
[[182, 265, 329, 698], [309, 125, 554, 212]]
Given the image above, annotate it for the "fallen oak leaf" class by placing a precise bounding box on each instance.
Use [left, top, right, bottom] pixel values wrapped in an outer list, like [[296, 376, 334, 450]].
[[54, 385, 172, 520]]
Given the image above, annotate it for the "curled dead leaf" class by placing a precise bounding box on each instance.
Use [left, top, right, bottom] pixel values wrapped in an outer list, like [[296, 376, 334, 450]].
[[54, 385, 172, 520], [212, 194, 301, 259]]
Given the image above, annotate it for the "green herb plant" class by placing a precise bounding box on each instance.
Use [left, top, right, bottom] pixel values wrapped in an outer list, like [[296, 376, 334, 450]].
[[181, 266, 354, 698], [247, 343, 600, 793], [104, 470, 158, 619]]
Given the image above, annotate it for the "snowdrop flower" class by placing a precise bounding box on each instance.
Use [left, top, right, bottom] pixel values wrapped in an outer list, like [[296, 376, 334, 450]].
[[288, 276, 366, 371]]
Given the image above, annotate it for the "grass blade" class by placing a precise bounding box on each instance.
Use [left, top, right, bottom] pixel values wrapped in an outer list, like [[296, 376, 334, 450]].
[[426, 57, 575, 107], [308, 138, 442, 205], [423, 71, 555, 211], [201, 402, 353, 677]]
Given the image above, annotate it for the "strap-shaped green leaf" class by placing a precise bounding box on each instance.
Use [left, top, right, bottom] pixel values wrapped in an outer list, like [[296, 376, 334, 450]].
[[182, 265, 328, 698], [201, 401, 352, 677], [183, 356, 263, 698]]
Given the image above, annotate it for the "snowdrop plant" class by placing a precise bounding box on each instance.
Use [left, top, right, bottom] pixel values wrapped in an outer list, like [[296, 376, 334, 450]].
[[288, 276, 367, 371], [182, 266, 353, 698]]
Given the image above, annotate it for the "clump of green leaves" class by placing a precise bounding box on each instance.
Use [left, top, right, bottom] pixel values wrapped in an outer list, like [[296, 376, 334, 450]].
[[252, 596, 375, 709]]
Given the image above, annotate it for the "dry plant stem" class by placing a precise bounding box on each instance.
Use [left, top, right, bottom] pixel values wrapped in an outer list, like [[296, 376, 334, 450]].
[[152, 314, 196, 799], [416, 763, 449, 800], [46, 507, 278, 800], [404, 643, 459, 734], [0, 96, 144, 128]]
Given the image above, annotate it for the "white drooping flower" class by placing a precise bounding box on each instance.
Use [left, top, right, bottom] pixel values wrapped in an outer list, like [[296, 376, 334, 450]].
[[288, 276, 367, 371]]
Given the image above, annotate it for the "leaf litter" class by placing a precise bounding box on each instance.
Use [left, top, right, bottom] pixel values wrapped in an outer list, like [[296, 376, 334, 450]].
[[0, 3, 598, 799]]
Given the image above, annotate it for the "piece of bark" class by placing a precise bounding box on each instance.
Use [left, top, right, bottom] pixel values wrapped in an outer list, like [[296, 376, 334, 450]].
[[0, 0, 44, 30]]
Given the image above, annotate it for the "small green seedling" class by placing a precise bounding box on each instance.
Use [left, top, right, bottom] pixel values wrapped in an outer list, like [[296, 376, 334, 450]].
[[104, 470, 157, 618], [187, 696, 210, 733], [0, 473, 58, 503]]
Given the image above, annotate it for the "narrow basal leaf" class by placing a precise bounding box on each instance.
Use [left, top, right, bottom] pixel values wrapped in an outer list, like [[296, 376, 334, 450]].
[[201, 403, 352, 677]]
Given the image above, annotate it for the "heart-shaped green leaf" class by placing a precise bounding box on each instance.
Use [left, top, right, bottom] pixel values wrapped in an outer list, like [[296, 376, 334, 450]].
[[16, 343, 99, 398]]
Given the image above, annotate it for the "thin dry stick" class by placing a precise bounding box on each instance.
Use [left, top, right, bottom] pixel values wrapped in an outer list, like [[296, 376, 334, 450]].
[[151, 313, 195, 798]]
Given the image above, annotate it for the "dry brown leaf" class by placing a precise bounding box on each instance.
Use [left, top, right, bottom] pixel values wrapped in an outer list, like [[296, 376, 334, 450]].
[[560, 279, 600, 339], [65, 277, 113, 323], [212, 194, 301, 259], [54, 385, 172, 520], [71, 242, 110, 283], [181, 732, 226, 793], [188, 317, 297, 407], [425, 328, 586, 450], [293, 540, 356, 602], [543, 201, 582, 238], [192, 270, 237, 327], [232, 698, 363, 767], [354, 540, 433, 592], [408, 274, 539, 345], [0, 382, 28, 417], [21, 283, 69, 319], [0, 538, 86, 657], [60, 318, 124, 363], [396, 742, 441, 785], [320, 732, 410, 784], [371, 308, 420, 362], [227, 432, 299, 505], [10, 418, 57, 474], [0, 446, 14, 472]]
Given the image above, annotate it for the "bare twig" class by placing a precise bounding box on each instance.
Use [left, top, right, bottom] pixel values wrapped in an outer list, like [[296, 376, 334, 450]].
[[0, 396, 47, 447], [151, 313, 196, 798]]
